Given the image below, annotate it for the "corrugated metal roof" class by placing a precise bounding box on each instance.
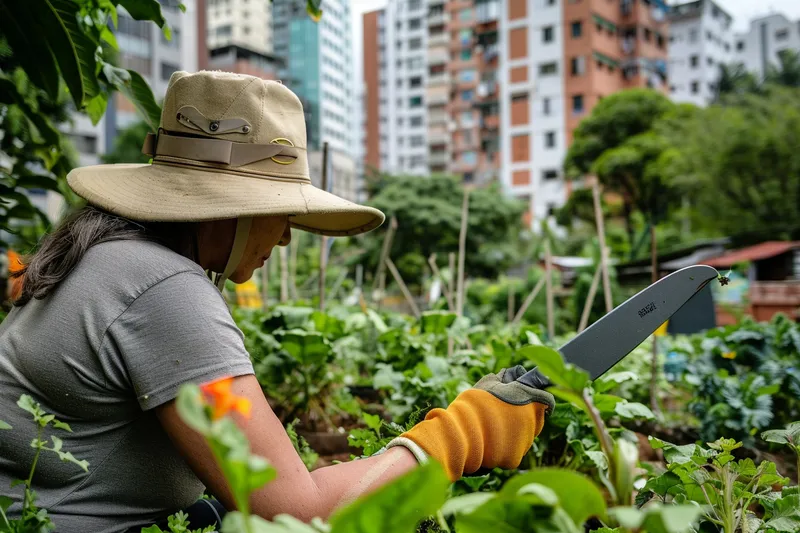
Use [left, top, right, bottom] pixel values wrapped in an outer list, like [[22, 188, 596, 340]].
[[702, 241, 800, 268], [661, 246, 727, 271]]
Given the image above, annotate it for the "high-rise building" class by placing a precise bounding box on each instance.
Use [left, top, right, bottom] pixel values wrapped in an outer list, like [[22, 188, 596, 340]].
[[499, 0, 669, 225], [206, 0, 273, 55], [426, 0, 449, 175], [272, 0, 355, 158], [734, 13, 800, 81], [667, 0, 733, 106], [362, 9, 382, 174]]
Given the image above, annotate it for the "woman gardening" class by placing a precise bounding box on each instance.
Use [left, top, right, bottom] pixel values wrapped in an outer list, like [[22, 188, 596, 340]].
[[0, 71, 556, 533]]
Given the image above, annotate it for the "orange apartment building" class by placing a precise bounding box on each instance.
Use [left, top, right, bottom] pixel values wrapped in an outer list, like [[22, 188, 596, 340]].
[[499, 0, 669, 225]]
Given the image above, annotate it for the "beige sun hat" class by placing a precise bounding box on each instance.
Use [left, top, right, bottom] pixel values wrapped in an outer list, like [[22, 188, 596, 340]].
[[67, 70, 385, 237]]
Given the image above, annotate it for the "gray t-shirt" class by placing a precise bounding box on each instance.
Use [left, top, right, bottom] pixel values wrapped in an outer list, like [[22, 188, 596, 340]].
[[0, 239, 255, 532]]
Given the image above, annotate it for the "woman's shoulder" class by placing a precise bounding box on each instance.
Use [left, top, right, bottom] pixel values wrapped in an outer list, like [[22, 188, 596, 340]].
[[78, 239, 210, 298]]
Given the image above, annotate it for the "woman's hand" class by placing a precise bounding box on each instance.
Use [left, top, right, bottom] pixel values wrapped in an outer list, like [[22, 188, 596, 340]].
[[385, 365, 555, 481]]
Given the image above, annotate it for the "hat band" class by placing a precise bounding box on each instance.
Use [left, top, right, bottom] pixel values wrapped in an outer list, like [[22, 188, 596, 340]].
[[142, 131, 305, 167]]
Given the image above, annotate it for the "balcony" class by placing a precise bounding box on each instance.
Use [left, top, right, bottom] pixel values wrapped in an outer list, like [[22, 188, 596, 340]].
[[428, 130, 449, 145], [475, 1, 500, 23], [428, 32, 448, 47], [428, 110, 448, 124], [428, 11, 447, 26], [428, 151, 449, 166], [427, 71, 450, 86], [428, 48, 449, 65], [426, 90, 448, 106]]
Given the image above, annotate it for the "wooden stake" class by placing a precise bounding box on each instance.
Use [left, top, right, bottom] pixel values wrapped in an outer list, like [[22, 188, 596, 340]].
[[319, 142, 330, 311], [448, 252, 456, 301], [456, 189, 469, 317], [507, 282, 515, 322], [578, 266, 602, 333], [385, 257, 420, 318], [428, 254, 454, 311], [545, 238, 554, 339], [513, 275, 546, 324], [373, 216, 398, 302], [592, 180, 613, 313], [329, 268, 349, 302], [261, 263, 269, 312], [279, 246, 288, 303]]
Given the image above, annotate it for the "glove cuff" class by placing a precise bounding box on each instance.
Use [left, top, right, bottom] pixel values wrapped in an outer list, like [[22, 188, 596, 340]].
[[383, 437, 430, 465]]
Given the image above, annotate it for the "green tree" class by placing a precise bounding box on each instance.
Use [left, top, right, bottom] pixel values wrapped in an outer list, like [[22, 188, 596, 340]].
[[362, 175, 527, 284], [714, 62, 760, 101], [564, 89, 676, 249], [101, 121, 151, 165], [666, 86, 800, 243], [766, 49, 800, 88]]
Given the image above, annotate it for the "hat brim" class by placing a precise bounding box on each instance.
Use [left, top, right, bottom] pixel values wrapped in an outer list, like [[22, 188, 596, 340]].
[[67, 163, 385, 237]]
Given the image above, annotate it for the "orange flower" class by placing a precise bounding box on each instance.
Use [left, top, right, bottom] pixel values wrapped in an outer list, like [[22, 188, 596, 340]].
[[722, 351, 737, 360], [200, 377, 252, 420]]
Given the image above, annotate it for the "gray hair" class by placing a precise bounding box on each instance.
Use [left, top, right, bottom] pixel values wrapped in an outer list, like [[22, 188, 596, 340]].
[[12, 206, 199, 306]]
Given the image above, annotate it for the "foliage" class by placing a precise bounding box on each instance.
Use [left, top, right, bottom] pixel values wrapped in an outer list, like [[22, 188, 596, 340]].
[[0, 395, 89, 532], [362, 175, 528, 283], [101, 120, 152, 165]]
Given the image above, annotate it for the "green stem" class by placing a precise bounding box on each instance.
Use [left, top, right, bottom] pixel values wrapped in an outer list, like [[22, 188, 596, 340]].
[[581, 389, 618, 503], [22, 426, 43, 511]]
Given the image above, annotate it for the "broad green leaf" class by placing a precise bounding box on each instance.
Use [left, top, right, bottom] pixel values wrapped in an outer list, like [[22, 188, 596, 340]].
[[549, 388, 586, 410], [440, 492, 496, 516], [518, 345, 590, 392], [100, 25, 118, 50], [641, 505, 705, 533], [17, 395, 40, 418], [116, 69, 162, 131], [329, 461, 449, 533], [41, 0, 102, 107], [420, 310, 456, 335], [279, 331, 330, 365], [0, 420, 10, 430], [139, 526, 164, 533], [516, 483, 559, 506], [85, 92, 109, 126], [175, 384, 211, 434], [609, 506, 644, 529], [641, 471, 683, 498], [614, 401, 655, 420], [362, 413, 382, 432], [594, 393, 624, 413], [594, 371, 638, 393], [586, 450, 609, 471], [0, 2, 60, 99], [501, 468, 606, 525], [115, 0, 166, 26], [0, 495, 12, 512], [762, 422, 800, 448], [649, 437, 711, 465]]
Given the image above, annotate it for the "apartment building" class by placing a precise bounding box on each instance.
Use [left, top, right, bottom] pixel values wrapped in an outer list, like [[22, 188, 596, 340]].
[[207, 0, 272, 54], [668, 0, 733, 106], [499, 0, 669, 225], [734, 13, 800, 81], [427, 0, 450, 174]]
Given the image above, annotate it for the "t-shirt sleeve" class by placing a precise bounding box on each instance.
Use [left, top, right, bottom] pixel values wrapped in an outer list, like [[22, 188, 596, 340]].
[[101, 270, 255, 410]]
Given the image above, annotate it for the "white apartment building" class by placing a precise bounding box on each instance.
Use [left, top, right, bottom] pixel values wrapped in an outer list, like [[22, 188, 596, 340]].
[[378, 0, 429, 176], [734, 13, 800, 81], [272, 0, 355, 159], [498, 0, 567, 225], [207, 0, 272, 54], [668, 0, 733, 106], [426, 0, 449, 175]]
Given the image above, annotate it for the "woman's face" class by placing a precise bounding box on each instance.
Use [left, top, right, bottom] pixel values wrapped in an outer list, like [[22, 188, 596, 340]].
[[200, 215, 291, 283]]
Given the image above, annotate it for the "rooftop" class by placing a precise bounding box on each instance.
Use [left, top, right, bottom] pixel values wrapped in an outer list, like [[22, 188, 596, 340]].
[[701, 241, 800, 268]]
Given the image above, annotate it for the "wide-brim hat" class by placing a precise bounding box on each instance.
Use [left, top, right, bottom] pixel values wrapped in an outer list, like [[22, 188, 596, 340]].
[[67, 71, 384, 237]]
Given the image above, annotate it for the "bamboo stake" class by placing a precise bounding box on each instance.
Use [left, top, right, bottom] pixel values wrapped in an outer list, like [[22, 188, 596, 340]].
[[592, 180, 613, 313], [428, 254, 454, 311], [373, 216, 398, 302], [329, 268, 349, 302], [507, 283, 515, 322], [279, 246, 288, 303], [319, 142, 330, 311], [260, 264, 269, 312], [447, 251, 456, 357], [545, 238, 554, 339], [513, 275, 546, 325], [578, 266, 602, 333], [456, 189, 469, 317], [385, 257, 420, 318]]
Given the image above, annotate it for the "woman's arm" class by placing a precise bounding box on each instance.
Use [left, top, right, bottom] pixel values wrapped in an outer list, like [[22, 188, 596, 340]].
[[155, 374, 418, 522]]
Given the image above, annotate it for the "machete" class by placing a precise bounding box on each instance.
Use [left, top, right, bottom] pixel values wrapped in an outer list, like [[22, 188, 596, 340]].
[[516, 264, 720, 388]]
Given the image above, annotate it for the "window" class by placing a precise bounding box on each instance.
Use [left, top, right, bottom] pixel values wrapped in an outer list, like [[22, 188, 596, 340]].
[[543, 26, 554, 43], [410, 116, 423, 127], [409, 96, 423, 107], [410, 135, 425, 147], [643, 28, 652, 41], [120, 53, 151, 73], [397, 117, 404, 126], [459, 29, 473, 45], [396, 78, 403, 88], [543, 97, 551, 116], [409, 18, 422, 30], [572, 94, 584, 114], [776, 29, 789, 41], [461, 90, 474, 101], [690, 55, 699, 68], [707, 57, 714, 66], [459, 69, 476, 82], [543, 169, 558, 181], [571, 56, 585, 75], [736, 41, 744, 51], [118, 15, 152, 39], [459, 8, 472, 20], [409, 0, 421, 9], [461, 111, 474, 125], [216, 24, 232, 37], [706, 30, 713, 41], [462, 130, 473, 145], [539, 62, 558, 75], [462, 151, 477, 165], [691, 81, 699, 94], [689, 29, 698, 43], [545, 131, 556, 148], [656, 33, 664, 48], [547, 0, 556, 5], [409, 37, 422, 50], [407, 57, 423, 69], [409, 76, 423, 88], [160, 62, 179, 80], [460, 49, 472, 61], [243, 26, 251, 35], [67, 133, 97, 154], [670, 85, 676, 92], [571, 21, 582, 38]]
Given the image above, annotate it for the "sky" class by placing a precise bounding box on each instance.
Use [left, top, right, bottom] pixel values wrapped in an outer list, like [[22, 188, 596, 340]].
[[348, 0, 800, 87]]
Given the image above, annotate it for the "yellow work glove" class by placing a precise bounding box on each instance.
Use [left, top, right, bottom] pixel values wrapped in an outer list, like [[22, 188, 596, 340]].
[[384, 365, 555, 481]]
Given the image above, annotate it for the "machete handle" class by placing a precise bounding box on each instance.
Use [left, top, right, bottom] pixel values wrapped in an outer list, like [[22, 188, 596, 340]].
[[515, 366, 552, 390]]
